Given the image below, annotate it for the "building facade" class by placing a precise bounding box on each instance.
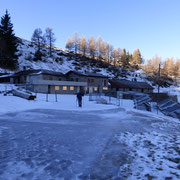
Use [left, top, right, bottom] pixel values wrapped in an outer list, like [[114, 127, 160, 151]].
[[66, 71, 108, 93], [0, 69, 109, 94], [109, 79, 154, 93]]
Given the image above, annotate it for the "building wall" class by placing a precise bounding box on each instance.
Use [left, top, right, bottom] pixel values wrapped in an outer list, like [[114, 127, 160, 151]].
[[33, 84, 48, 93], [111, 86, 153, 93], [32, 84, 85, 94], [67, 72, 108, 93]]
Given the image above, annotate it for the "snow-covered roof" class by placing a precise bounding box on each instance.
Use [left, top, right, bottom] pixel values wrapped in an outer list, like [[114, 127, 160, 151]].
[[15, 69, 65, 77], [66, 70, 108, 78], [109, 79, 154, 89]]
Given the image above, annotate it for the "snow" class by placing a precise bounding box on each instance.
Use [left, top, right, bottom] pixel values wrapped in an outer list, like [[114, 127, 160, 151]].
[[115, 131, 180, 179], [0, 92, 119, 115], [0, 84, 180, 179]]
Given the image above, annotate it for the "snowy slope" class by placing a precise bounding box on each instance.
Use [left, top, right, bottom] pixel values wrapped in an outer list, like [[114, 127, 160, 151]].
[[0, 38, 113, 77]]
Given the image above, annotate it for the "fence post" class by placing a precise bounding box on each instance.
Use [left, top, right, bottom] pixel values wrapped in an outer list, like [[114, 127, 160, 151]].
[[55, 91, 57, 102], [46, 93, 48, 102]]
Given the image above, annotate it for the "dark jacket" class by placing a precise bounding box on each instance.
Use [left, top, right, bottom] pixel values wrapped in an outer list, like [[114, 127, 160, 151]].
[[77, 92, 83, 101]]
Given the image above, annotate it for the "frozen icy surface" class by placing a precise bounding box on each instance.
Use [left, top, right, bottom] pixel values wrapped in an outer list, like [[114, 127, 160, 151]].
[[0, 108, 179, 180]]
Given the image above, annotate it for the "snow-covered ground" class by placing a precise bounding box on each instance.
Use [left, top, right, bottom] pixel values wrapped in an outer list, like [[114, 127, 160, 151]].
[[0, 84, 135, 115], [0, 93, 119, 115], [153, 86, 180, 103], [0, 83, 180, 179], [0, 107, 179, 179]]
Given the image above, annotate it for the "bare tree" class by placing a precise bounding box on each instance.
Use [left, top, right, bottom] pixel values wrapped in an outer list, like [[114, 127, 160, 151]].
[[65, 37, 74, 51], [99, 41, 106, 60], [31, 28, 44, 51], [72, 32, 79, 53], [79, 35, 87, 55], [105, 42, 111, 63], [163, 58, 175, 76], [132, 49, 142, 67], [88, 35, 96, 58], [96, 36, 103, 59], [44, 27, 56, 57], [112, 48, 120, 66]]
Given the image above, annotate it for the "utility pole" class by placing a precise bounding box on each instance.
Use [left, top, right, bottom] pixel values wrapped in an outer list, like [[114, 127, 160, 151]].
[[157, 64, 161, 114], [158, 64, 160, 94]]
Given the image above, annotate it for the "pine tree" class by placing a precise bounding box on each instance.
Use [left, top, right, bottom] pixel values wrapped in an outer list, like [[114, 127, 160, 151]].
[[0, 10, 18, 69]]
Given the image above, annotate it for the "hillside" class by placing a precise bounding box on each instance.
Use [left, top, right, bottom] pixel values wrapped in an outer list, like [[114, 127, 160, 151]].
[[0, 38, 124, 78], [0, 38, 177, 89]]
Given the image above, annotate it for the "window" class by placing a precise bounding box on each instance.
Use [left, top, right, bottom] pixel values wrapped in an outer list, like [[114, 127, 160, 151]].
[[94, 87, 98, 91], [49, 76, 53, 80], [91, 79, 94, 83], [103, 87, 108, 90], [104, 80, 107, 86], [59, 78, 62, 81], [75, 78, 79, 82], [88, 79, 90, 83], [70, 86, 74, 91], [63, 86, 67, 91], [55, 86, 60, 91]]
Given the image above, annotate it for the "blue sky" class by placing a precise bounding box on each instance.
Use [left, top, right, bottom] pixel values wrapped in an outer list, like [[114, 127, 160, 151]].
[[1, 0, 180, 60]]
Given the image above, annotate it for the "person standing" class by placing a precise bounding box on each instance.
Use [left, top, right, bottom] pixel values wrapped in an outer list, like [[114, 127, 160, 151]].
[[77, 91, 84, 107]]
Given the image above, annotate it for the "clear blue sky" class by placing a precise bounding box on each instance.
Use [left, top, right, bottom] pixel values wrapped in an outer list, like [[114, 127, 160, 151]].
[[1, 0, 180, 60]]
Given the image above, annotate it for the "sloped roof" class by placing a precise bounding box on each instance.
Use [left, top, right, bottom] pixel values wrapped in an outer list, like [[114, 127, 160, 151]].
[[14, 69, 65, 77], [109, 79, 154, 89], [66, 70, 108, 78]]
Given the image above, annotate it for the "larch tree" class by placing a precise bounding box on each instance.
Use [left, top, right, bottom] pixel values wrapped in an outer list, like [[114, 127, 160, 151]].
[[72, 32, 80, 53], [151, 55, 162, 75], [132, 49, 142, 67], [65, 37, 74, 51], [105, 42, 111, 63], [44, 27, 56, 57], [112, 48, 120, 66], [96, 36, 103, 59], [99, 40, 106, 60], [0, 10, 18, 69], [79, 35, 87, 55], [121, 49, 129, 68], [31, 28, 44, 51], [173, 60, 180, 83], [163, 58, 174, 76], [88, 35, 96, 58]]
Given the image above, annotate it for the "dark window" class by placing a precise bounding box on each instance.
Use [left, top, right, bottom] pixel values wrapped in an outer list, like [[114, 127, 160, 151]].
[[91, 79, 94, 83], [104, 80, 107, 86], [76, 78, 79, 82], [88, 79, 90, 83], [49, 76, 53, 80], [59, 78, 62, 81]]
